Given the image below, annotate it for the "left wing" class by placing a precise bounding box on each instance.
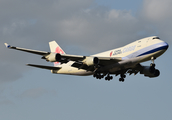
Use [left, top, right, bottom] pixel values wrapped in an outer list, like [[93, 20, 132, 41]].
[[4, 43, 50, 56], [4, 43, 122, 72], [4, 43, 86, 62]]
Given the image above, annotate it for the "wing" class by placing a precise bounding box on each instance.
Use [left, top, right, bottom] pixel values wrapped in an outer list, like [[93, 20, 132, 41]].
[[125, 63, 160, 78], [4, 43, 86, 62], [4, 43, 50, 56], [126, 64, 142, 76], [4, 43, 122, 72], [71, 56, 122, 71]]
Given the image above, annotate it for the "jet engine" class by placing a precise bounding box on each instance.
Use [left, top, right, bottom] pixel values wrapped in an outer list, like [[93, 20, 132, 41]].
[[46, 53, 61, 62], [84, 57, 99, 66], [140, 66, 160, 78]]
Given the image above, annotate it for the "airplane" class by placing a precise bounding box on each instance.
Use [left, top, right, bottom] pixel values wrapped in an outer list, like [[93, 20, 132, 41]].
[[4, 36, 169, 82]]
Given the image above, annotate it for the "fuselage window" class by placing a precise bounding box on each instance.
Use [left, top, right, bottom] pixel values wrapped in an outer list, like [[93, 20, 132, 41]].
[[153, 37, 160, 39]]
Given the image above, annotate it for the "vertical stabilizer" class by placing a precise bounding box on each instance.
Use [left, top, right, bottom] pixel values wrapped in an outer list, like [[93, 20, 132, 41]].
[[49, 41, 65, 54], [49, 41, 65, 66]]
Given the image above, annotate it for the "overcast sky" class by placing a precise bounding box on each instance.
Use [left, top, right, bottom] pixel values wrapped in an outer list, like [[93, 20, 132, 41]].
[[1, 0, 172, 120]]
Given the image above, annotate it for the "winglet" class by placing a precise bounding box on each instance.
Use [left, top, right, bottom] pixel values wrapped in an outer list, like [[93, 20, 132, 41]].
[[4, 43, 11, 48]]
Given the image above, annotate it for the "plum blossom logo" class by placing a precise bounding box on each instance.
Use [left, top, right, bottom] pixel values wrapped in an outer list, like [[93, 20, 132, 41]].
[[110, 51, 113, 57], [56, 46, 64, 54], [54, 47, 64, 66]]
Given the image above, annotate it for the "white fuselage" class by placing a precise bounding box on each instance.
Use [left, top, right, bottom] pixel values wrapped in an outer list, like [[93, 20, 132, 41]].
[[52, 36, 168, 75]]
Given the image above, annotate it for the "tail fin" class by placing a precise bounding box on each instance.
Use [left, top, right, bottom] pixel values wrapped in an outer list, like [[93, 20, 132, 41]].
[[49, 41, 65, 66], [49, 41, 65, 54]]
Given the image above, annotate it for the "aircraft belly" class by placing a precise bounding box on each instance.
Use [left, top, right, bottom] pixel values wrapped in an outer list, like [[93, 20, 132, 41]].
[[109, 67, 121, 73], [67, 67, 93, 76]]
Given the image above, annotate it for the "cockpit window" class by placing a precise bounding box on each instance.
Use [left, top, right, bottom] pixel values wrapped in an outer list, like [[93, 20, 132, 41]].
[[153, 37, 160, 39]]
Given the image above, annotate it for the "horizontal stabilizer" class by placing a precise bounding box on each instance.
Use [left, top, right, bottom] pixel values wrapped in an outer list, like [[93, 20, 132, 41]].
[[27, 64, 61, 70], [4, 43, 11, 48]]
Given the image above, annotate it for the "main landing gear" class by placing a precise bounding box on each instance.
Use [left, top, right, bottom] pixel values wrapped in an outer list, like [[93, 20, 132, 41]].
[[93, 72, 113, 81], [119, 74, 126, 82], [93, 72, 128, 82], [105, 74, 113, 81], [93, 72, 104, 79]]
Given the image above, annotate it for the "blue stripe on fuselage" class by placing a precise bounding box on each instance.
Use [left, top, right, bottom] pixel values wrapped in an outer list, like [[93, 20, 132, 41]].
[[137, 43, 168, 57], [122, 42, 168, 60]]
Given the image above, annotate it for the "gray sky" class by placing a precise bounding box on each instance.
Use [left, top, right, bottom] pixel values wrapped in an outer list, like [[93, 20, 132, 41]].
[[1, 0, 172, 120]]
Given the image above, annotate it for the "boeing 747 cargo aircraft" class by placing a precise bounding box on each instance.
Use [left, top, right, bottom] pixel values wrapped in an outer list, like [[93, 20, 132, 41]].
[[5, 36, 168, 82]]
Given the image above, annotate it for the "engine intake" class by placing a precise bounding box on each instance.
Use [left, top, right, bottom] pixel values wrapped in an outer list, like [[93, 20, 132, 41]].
[[84, 57, 99, 66], [46, 53, 62, 62], [140, 66, 160, 78], [55, 53, 61, 61]]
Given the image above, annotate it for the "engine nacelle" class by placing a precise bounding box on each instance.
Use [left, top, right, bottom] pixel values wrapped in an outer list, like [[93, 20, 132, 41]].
[[84, 57, 99, 66], [140, 66, 160, 78], [46, 53, 61, 62]]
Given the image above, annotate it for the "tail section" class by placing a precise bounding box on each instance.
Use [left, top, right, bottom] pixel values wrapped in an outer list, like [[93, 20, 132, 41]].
[[49, 41, 65, 66], [49, 41, 65, 54]]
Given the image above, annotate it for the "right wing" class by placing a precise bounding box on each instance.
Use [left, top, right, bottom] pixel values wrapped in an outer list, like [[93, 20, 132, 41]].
[[71, 56, 122, 71]]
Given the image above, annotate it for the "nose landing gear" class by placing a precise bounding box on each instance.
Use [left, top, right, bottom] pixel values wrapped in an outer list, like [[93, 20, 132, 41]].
[[150, 56, 160, 77], [150, 57, 156, 67]]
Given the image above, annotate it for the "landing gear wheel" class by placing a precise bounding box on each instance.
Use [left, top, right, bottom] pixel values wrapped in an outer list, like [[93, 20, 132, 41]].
[[110, 76, 113, 79], [105, 74, 113, 81], [121, 78, 124, 82], [119, 78, 124, 82], [150, 63, 155, 67], [119, 74, 125, 82], [94, 72, 105, 80], [123, 75, 126, 78]]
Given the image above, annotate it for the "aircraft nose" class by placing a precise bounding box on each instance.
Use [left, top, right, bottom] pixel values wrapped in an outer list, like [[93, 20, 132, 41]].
[[164, 42, 169, 50]]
